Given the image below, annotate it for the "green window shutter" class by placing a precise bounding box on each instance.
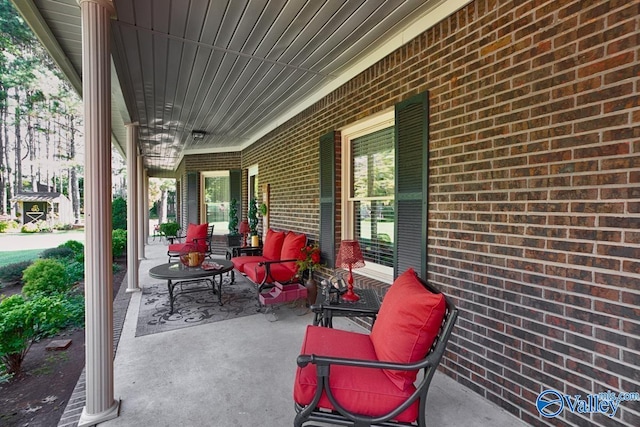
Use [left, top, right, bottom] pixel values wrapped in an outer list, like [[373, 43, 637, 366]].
[[394, 91, 429, 279], [319, 131, 336, 269], [187, 172, 199, 225]]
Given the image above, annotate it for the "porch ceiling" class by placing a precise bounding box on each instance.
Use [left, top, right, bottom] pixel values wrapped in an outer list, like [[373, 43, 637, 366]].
[[12, 0, 467, 175]]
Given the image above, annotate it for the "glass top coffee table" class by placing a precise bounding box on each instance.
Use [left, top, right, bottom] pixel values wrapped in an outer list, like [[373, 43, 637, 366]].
[[149, 259, 234, 314], [311, 287, 381, 328]]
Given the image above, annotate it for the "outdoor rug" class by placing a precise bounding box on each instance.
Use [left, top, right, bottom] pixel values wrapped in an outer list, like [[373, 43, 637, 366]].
[[136, 274, 259, 337]]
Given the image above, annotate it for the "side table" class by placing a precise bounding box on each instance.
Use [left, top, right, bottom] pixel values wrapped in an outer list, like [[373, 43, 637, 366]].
[[312, 288, 381, 328], [226, 245, 263, 259]]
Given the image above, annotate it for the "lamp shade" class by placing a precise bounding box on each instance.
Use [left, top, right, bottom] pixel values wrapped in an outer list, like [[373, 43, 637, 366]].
[[239, 220, 250, 234], [336, 240, 365, 269]]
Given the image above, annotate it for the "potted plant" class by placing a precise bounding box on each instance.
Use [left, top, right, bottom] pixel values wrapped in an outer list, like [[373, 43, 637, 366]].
[[296, 243, 322, 305], [226, 199, 242, 247], [248, 198, 259, 246]]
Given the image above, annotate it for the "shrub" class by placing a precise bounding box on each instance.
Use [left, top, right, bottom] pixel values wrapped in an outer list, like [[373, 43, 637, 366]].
[[36, 220, 52, 233], [159, 221, 180, 237], [65, 261, 85, 283], [0, 220, 19, 233], [0, 293, 81, 375], [21, 222, 39, 233], [112, 229, 127, 258], [0, 260, 33, 286], [54, 223, 74, 230], [112, 197, 127, 230], [0, 362, 12, 383], [21, 259, 70, 297], [41, 247, 75, 260], [59, 240, 84, 263]]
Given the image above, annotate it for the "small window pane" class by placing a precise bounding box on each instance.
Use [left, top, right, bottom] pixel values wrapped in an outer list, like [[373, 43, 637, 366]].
[[352, 127, 394, 198]]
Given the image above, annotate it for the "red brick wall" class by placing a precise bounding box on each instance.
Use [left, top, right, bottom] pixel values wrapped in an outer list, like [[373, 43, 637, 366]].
[[230, 1, 640, 425]]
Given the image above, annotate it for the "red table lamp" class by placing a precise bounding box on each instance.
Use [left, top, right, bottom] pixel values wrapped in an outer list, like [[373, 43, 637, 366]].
[[239, 220, 250, 247], [336, 240, 365, 302]]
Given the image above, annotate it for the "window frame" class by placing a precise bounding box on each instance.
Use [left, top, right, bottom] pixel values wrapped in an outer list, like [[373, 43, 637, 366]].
[[340, 109, 395, 283]]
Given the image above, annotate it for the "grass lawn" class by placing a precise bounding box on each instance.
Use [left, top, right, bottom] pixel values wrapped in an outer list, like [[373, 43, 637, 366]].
[[0, 249, 43, 265]]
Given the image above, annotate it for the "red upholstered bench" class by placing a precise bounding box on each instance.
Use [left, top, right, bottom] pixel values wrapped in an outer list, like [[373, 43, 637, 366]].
[[293, 269, 458, 427], [231, 228, 307, 299]]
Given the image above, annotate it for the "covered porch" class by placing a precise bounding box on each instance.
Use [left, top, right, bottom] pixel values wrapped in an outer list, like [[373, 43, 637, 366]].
[[12, 0, 640, 426], [59, 240, 528, 427]]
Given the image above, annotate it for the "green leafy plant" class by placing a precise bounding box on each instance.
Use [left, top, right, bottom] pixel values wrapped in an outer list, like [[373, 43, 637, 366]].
[[112, 228, 127, 258], [41, 247, 75, 260], [36, 220, 52, 233], [54, 223, 74, 230], [59, 240, 84, 263], [0, 220, 19, 233], [159, 221, 180, 237], [0, 293, 82, 375], [65, 261, 85, 284], [21, 222, 39, 233], [0, 260, 33, 287], [21, 259, 70, 297], [248, 198, 259, 236], [0, 362, 13, 383], [228, 198, 239, 235], [112, 196, 127, 230]]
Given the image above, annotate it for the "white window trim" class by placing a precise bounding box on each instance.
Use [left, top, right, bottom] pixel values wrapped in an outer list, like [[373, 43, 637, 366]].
[[247, 164, 258, 212], [200, 171, 230, 224], [340, 109, 395, 284]]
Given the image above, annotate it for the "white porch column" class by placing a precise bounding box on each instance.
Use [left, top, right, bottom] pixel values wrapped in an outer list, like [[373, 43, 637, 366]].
[[125, 123, 139, 293], [78, 0, 120, 426], [137, 154, 146, 259], [144, 170, 150, 240]]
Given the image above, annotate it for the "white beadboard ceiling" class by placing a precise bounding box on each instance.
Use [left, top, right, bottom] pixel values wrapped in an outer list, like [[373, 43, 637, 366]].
[[12, 0, 468, 175]]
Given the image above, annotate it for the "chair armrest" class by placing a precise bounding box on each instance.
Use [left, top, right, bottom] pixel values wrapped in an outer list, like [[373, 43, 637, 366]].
[[166, 234, 185, 244], [257, 258, 298, 267], [296, 353, 438, 372]]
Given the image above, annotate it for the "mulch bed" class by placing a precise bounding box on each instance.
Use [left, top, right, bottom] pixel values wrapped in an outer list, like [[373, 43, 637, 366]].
[[0, 258, 127, 427]]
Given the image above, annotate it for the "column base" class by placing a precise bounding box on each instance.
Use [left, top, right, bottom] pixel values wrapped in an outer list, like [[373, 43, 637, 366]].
[[125, 287, 141, 293], [78, 399, 120, 427]]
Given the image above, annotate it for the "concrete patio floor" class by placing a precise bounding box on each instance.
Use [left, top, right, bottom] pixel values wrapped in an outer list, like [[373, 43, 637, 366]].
[[97, 241, 530, 427]]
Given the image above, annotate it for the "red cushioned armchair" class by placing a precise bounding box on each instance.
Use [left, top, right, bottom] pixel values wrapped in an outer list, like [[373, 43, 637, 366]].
[[293, 269, 458, 427], [167, 223, 214, 262], [231, 228, 307, 296]]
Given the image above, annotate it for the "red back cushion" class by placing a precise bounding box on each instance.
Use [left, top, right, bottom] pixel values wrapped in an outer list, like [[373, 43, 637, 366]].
[[370, 268, 446, 390], [280, 232, 307, 270], [262, 229, 285, 260], [185, 223, 208, 244]]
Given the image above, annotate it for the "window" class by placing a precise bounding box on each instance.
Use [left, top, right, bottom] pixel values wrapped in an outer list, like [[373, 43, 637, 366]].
[[342, 110, 395, 282], [201, 171, 230, 233], [248, 164, 259, 212]]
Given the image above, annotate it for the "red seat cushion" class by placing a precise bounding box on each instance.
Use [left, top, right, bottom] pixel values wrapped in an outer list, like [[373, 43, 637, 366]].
[[370, 268, 446, 390], [280, 231, 307, 271], [293, 325, 418, 423], [244, 261, 297, 284], [231, 256, 268, 274], [262, 229, 285, 260]]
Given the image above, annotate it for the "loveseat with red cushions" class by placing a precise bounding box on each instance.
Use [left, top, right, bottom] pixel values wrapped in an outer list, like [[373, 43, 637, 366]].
[[231, 228, 307, 296], [293, 268, 458, 427]]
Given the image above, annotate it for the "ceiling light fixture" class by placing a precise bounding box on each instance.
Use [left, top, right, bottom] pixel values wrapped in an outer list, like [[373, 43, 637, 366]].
[[191, 130, 206, 140]]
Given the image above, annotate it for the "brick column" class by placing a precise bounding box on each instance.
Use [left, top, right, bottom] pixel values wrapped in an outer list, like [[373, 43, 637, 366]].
[[77, 0, 120, 425]]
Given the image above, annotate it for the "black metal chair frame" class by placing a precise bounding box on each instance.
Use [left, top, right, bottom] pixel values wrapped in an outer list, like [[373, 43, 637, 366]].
[[294, 278, 458, 427]]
